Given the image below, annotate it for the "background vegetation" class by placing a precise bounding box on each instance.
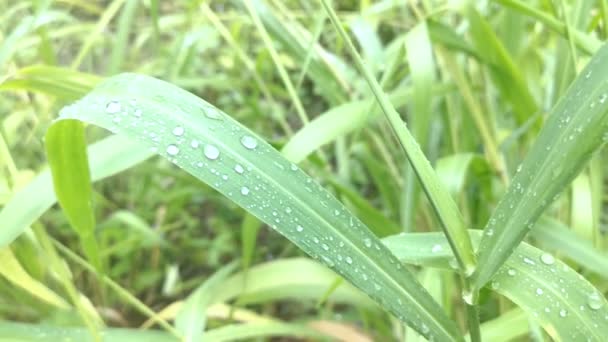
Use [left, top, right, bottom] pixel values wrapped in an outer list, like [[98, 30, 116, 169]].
[[1, 0, 608, 341]]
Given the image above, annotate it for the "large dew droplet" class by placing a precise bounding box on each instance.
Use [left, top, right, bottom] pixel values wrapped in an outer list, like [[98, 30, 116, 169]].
[[166, 144, 179, 156], [587, 292, 604, 310], [204, 144, 220, 160], [540, 253, 555, 265], [240, 135, 258, 150], [204, 106, 223, 120], [106, 101, 122, 114]]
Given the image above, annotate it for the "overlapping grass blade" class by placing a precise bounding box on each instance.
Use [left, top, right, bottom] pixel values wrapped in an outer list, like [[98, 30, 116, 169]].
[[45, 120, 101, 270], [49, 73, 461, 340], [383, 231, 608, 340], [472, 43, 608, 289]]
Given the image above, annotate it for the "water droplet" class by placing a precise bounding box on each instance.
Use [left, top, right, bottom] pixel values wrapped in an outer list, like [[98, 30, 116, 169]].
[[431, 244, 443, 253], [166, 144, 179, 156], [540, 253, 555, 265], [204, 144, 220, 160], [600, 94, 607, 104], [204, 106, 222, 120], [290, 163, 298, 171], [172, 126, 185, 136], [321, 244, 329, 251], [190, 140, 200, 149], [587, 292, 603, 310], [105, 101, 121, 114], [536, 288, 544, 295], [345, 256, 353, 264], [240, 135, 258, 149], [240, 186, 250, 195], [234, 164, 244, 174], [507, 269, 516, 276], [296, 225, 304, 232], [523, 257, 536, 265], [364, 238, 372, 248], [585, 70, 592, 78], [559, 309, 568, 317]]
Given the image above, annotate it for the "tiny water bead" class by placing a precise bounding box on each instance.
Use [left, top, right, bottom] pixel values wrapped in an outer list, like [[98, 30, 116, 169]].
[[240, 186, 250, 196], [431, 244, 443, 253], [204, 144, 220, 160], [536, 288, 544, 295], [166, 144, 179, 156], [559, 309, 568, 317], [240, 135, 258, 149], [234, 164, 244, 174], [105, 101, 122, 114], [172, 126, 185, 136], [345, 256, 353, 264], [296, 225, 304, 232], [190, 140, 200, 149]]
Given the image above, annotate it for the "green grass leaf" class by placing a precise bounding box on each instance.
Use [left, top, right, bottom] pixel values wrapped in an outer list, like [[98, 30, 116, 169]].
[[383, 231, 608, 341], [45, 120, 101, 271], [50, 73, 461, 341], [472, 43, 608, 289]]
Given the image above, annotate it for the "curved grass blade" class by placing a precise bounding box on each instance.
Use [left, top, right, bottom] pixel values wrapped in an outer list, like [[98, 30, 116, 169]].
[[383, 231, 608, 341], [45, 120, 101, 271], [472, 43, 608, 289], [175, 262, 237, 342], [51, 73, 461, 341]]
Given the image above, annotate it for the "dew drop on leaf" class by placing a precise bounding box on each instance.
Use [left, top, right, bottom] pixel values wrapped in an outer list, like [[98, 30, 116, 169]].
[[345, 256, 353, 264], [296, 225, 304, 232], [240, 135, 258, 150], [587, 292, 603, 310], [540, 253, 555, 265], [204, 144, 220, 160], [240, 186, 250, 196], [166, 144, 179, 156], [172, 126, 185, 136], [234, 164, 244, 174], [190, 140, 200, 149]]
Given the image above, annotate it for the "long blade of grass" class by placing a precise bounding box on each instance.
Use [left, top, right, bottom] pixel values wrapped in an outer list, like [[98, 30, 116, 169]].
[[383, 231, 608, 340], [45, 120, 101, 271], [472, 43, 608, 289], [50, 73, 461, 340], [319, 0, 476, 275]]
